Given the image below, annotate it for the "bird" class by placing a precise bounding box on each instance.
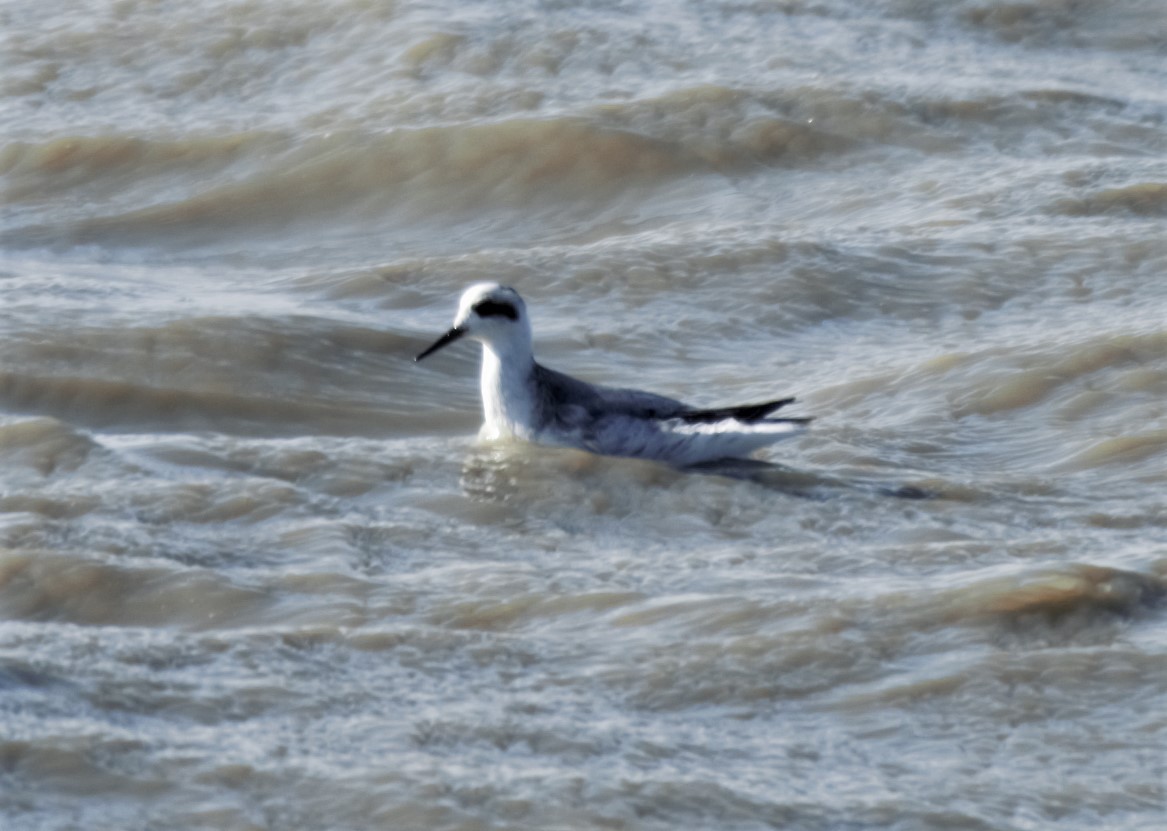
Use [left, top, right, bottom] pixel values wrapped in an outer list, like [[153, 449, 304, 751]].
[[415, 282, 810, 467]]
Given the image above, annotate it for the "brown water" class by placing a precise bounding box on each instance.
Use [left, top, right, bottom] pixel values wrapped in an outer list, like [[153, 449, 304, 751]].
[[2, 1, 1166, 829]]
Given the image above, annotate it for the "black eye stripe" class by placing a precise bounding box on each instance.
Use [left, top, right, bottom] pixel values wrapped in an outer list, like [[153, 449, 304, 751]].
[[472, 299, 518, 320]]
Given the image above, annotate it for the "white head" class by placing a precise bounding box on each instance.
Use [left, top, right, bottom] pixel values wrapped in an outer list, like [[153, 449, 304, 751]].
[[415, 283, 532, 362]]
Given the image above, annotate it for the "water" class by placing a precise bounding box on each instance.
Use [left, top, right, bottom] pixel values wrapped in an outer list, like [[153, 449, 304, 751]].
[[2, 1, 1166, 829]]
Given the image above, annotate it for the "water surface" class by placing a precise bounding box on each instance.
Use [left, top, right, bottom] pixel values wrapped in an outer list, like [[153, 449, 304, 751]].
[[2, 1, 1166, 829]]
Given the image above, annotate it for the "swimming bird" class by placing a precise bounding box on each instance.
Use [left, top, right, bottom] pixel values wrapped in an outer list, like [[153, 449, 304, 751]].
[[415, 283, 810, 467]]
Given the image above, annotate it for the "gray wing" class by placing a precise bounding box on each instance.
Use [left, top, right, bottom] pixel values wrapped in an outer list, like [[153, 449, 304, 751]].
[[532, 364, 807, 428], [532, 364, 689, 425], [531, 363, 809, 461], [529, 363, 686, 457]]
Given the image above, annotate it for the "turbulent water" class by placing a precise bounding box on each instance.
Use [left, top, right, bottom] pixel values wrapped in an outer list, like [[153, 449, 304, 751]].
[[2, 1, 1166, 829]]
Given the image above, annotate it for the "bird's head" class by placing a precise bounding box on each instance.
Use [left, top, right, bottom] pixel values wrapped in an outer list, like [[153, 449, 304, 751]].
[[415, 283, 531, 361]]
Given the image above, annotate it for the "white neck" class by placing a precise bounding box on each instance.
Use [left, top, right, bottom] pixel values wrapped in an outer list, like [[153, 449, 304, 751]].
[[479, 340, 536, 440]]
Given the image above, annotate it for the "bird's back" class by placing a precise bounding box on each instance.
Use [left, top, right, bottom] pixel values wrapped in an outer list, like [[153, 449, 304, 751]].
[[532, 364, 689, 422]]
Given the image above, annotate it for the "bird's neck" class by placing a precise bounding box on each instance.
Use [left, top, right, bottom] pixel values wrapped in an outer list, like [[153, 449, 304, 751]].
[[479, 341, 536, 440]]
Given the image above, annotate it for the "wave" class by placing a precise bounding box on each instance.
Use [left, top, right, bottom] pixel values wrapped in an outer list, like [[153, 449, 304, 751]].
[[946, 328, 1167, 419], [4, 74, 1160, 254], [0, 132, 276, 199], [0, 417, 99, 476], [1, 120, 706, 250], [1052, 181, 1167, 217], [0, 316, 473, 437], [0, 549, 271, 628], [890, 0, 1167, 51]]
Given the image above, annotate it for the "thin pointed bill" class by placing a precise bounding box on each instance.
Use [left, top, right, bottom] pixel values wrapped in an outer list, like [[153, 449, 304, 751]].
[[415, 326, 465, 361]]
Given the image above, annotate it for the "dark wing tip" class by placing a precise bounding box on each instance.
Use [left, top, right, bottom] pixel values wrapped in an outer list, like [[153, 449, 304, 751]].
[[679, 396, 799, 424]]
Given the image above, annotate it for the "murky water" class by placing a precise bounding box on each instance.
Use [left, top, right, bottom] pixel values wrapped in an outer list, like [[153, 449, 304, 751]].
[[2, 1, 1166, 829]]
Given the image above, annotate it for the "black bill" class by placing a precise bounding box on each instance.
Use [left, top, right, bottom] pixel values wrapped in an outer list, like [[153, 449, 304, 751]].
[[415, 326, 465, 361]]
